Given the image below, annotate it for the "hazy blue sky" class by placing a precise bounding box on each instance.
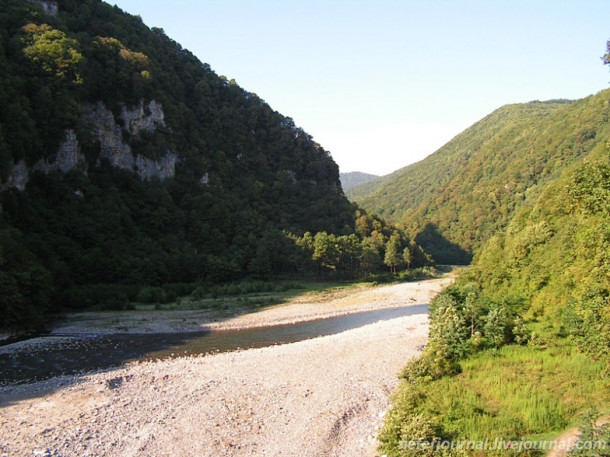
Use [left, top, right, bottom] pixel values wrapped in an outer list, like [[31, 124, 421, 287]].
[[112, 0, 610, 175]]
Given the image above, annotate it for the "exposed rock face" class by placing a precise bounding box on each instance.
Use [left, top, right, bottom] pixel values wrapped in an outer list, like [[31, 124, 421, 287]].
[[4, 160, 29, 191], [40, 1, 58, 16], [87, 102, 136, 170], [29, 0, 59, 16], [135, 154, 177, 181], [281, 169, 297, 185], [87, 101, 176, 180], [121, 100, 166, 135], [55, 129, 84, 172], [2, 100, 177, 190], [33, 130, 86, 175]]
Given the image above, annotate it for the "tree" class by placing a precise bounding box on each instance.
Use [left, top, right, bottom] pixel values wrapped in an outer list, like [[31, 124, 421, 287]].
[[461, 284, 483, 338], [313, 231, 338, 273], [360, 236, 383, 275], [603, 39, 610, 67], [402, 246, 412, 269], [22, 24, 85, 83], [335, 234, 361, 277], [384, 233, 405, 273], [0, 227, 53, 331], [483, 304, 509, 348], [429, 292, 469, 359]]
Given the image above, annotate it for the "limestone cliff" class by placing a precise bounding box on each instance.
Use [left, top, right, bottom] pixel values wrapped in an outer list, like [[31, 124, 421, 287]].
[[87, 100, 176, 180], [27, 0, 58, 16], [2, 100, 177, 190]]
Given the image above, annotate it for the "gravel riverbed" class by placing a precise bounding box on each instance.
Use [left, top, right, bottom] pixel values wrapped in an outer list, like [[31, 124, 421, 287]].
[[0, 278, 451, 456]]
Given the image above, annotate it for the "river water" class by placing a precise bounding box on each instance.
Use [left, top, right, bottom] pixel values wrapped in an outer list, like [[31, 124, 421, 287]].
[[0, 304, 427, 385]]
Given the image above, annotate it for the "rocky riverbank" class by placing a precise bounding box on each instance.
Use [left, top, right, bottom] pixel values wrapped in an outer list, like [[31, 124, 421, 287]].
[[0, 277, 451, 456]]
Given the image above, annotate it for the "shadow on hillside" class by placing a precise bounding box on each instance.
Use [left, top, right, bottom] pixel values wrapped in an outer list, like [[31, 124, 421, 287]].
[[415, 223, 473, 265]]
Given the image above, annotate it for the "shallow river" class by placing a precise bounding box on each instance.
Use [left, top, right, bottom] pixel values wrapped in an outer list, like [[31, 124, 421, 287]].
[[0, 304, 427, 385]]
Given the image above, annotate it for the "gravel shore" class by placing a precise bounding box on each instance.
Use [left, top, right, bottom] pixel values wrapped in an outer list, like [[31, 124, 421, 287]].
[[0, 277, 450, 457], [48, 278, 453, 335]]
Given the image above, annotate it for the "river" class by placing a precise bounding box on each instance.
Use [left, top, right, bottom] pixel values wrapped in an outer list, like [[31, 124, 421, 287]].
[[0, 304, 427, 385]]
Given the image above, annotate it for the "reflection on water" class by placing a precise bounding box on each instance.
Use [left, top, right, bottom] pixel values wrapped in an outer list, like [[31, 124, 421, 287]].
[[0, 304, 427, 385]]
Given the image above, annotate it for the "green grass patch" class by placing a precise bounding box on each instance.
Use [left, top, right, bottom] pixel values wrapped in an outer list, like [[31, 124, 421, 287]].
[[380, 342, 610, 456]]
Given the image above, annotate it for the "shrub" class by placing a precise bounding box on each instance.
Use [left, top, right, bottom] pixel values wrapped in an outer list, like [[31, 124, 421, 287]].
[[190, 285, 207, 300], [136, 286, 165, 303], [62, 284, 138, 309], [482, 305, 509, 348], [399, 349, 461, 384], [512, 317, 532, 345], [563, 288, 610, 362], [429, 293, 470, 359]]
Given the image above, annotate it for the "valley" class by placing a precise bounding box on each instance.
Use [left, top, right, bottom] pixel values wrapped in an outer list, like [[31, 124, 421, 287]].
[[0, 1, 609, 456]]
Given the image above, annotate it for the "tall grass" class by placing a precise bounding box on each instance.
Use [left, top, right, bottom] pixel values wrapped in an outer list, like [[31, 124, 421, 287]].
[[380, 342, 609, 456]]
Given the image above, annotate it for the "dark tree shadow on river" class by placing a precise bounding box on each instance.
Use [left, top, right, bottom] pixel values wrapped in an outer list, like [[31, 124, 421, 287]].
[[0, 303, 430, 406]]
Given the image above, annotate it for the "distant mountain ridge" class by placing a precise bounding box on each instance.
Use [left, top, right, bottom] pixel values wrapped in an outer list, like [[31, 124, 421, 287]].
[[347, 94, 610, 263], [339, 171, 379, 191]]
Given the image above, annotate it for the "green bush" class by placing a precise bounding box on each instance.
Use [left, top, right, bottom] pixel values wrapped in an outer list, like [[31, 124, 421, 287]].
[[190, 285, 207, 300], [136, 286, 165, 303], [563, 288, 610, 363], [429, 292, 470, 359], [512, 317, 532, 345], [62, 284, 138, 309], [396, 413, 443, 457], [482, 305, 509, 348], [399, 349, 461, 384]]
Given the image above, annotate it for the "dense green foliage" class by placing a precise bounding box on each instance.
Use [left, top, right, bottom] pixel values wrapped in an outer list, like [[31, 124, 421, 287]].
[[468, 145, 610, 355], [349, 92, 610, 264], [0, 0, 432, 330], [379, 44, 610, 456], [379, 107, 610, 456]]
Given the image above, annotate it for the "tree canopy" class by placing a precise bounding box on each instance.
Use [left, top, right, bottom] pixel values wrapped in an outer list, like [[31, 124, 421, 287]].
[[0, 0, 432, 330]]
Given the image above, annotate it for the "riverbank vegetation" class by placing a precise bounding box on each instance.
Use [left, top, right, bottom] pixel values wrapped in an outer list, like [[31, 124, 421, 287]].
[[0, 199, 434, 330], [61, 266, 438, 316], [378, 99, 610, 456]]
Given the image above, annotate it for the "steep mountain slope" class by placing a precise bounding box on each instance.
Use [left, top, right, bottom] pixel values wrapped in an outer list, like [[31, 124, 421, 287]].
[[339, 171, 379, 191], [470, 143, 610, 325], [378, 123, 610, 457], [348, 95, 610, 263], [0, 0, 357, 328]]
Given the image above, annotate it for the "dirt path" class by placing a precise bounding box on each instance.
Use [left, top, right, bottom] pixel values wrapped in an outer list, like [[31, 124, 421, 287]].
[[547, 417, 610, 457], [0, 277, 451, 457]]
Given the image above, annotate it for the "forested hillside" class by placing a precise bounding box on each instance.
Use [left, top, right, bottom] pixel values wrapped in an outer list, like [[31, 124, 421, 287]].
[[348, 95, 610, 264], [379, 122, 610, 457], [0, 0, 432, 330], [339, 171, 379, 191], [378, 52, 610, 457]]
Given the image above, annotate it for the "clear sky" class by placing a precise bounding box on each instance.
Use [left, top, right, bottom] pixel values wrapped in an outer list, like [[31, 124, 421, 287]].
[[112, 0, 610, 175]]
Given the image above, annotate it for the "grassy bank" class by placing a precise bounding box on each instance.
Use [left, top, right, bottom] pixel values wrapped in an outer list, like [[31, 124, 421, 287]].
[[379, 329, 609, 457]]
